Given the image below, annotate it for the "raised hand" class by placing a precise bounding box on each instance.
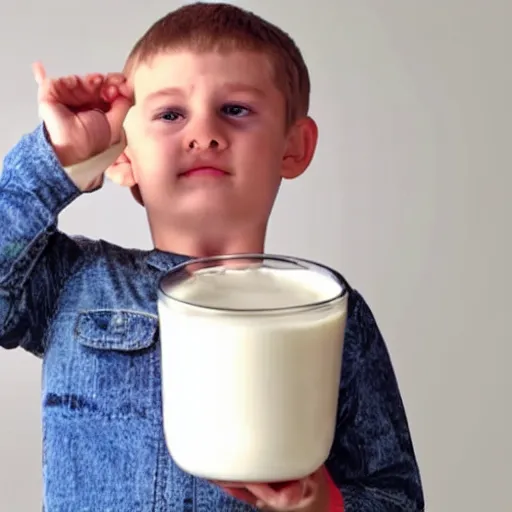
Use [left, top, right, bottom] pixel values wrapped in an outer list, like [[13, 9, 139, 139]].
[[32, 62, 133, 185]]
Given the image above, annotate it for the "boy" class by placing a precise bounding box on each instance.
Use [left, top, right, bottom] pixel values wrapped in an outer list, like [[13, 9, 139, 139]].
[[0, 2, 424, 511]]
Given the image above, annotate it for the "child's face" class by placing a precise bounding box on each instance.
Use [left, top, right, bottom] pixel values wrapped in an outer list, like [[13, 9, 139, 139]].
[[123, 49, 315, 238]]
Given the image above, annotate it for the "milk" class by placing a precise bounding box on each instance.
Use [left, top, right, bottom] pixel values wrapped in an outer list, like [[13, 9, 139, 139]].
[[157, 264, 348, 482]]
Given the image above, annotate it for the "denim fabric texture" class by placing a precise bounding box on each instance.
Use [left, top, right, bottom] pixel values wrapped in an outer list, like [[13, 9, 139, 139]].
[[0, 125, 425, 511]]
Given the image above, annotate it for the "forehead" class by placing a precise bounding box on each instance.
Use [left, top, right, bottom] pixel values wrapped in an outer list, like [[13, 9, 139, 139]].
[[132, 50, 281, 102]]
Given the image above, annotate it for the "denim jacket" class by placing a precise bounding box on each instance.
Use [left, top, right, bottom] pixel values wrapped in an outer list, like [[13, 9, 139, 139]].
[[0, 125, 424, 511]]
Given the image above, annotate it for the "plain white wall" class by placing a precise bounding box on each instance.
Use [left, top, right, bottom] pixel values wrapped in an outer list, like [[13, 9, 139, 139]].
[[0, 1, 510, 510]]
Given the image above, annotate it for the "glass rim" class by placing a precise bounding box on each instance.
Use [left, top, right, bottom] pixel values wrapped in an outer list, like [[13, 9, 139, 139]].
[[157, 253, 350, 313]]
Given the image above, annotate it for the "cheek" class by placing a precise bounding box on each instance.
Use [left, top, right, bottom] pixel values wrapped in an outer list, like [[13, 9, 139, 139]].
[[129, 159, 162, 193], [257, 144, 286, 178], [131, 136, 175, 179], [242, 129, 285, 162], [239, 137, 285, 190]]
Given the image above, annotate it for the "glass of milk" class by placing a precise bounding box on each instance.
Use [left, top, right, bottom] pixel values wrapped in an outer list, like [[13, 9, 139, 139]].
[[157, 254, 349, 483]]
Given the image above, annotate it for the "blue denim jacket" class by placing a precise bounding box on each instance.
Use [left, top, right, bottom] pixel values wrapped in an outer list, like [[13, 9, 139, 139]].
[[0, 125, 424, 511]]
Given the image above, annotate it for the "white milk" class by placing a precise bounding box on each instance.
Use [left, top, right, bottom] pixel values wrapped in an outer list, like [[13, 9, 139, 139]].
[[157, 265, 348, 482]]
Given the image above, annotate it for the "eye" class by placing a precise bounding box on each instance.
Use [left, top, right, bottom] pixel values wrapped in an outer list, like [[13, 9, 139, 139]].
[[156, 110, 183, 122], [222, 104, 251, 118]]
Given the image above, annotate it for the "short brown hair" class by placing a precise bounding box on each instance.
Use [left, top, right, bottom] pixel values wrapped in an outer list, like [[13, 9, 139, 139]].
[[125, 2, 310, 126]]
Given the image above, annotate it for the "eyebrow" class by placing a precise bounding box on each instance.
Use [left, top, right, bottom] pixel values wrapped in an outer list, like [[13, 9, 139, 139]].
[[143, 87, 183, 105], [221, 83, 267, 97], [143, 83, 266, 106]]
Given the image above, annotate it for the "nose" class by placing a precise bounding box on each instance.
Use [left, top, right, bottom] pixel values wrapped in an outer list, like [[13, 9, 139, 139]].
[[188, 139, 219, 150], [184, 116, 228, 152]]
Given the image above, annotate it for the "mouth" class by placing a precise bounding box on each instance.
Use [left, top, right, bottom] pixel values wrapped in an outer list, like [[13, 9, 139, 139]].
[[178, 167, 230, 178]]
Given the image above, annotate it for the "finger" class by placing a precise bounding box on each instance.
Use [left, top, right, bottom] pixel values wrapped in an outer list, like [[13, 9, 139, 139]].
[[38, 70, 105, 107], [105, 96, 133, 145], [33, 62, 53, 105], [246, 481, 306, 510], [245, 484, 281, 506], [51, 77, 84, 107], [85, 73, 104, 89], [71, 74, 104, 103], [101, 84, 120, 103], [118, 81, 132, 98], [100, 73, 127, 102], [51, 75, 110, 112], [105, 72, 126, 86], [61, 76, 79, 101], [32, 61, 46, 85]]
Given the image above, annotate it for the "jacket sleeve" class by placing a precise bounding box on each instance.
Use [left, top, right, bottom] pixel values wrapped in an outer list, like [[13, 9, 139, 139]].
[[325, 291, 425, 511], [0, 125, 85, 356]]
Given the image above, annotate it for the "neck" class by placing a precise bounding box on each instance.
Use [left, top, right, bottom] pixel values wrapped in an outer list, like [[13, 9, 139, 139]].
[[150, 222, 267, 259]]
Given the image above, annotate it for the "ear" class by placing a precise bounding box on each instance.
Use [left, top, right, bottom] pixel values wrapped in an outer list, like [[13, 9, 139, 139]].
[[281, 116, 318, 180], [130, 184, 144, 206]]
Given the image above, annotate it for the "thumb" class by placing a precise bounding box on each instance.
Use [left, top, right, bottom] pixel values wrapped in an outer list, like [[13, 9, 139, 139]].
[[32, 61, 46, 87], [32, 62, 54, 108], [106, 95, 133, 145]]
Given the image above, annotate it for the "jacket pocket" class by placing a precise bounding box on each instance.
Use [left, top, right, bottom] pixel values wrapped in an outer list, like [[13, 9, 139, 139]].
[[44, 309, 161, 422], [75, 309, 158, 351]]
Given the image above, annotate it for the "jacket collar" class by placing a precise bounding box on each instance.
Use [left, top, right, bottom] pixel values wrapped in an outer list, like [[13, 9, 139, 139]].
[[145, 249, 191, 273]]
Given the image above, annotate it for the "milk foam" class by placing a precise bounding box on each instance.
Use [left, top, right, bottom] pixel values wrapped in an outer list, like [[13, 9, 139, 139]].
[[165, 266, 343, 310]]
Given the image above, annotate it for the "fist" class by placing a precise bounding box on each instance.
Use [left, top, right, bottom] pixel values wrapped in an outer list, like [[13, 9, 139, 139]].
[[32, 62, 133, 171]]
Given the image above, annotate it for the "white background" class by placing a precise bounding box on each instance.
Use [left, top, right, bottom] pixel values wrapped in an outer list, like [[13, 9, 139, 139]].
[[0, 1, 510, 510]]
